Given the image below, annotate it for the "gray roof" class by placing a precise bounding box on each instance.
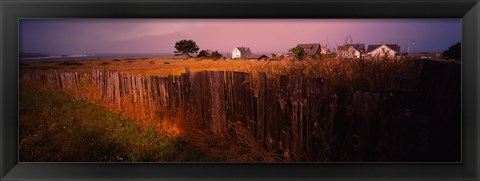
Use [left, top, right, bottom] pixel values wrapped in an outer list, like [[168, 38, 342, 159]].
[[297, 44, 321, 56], [236, 47, 251, 54], [197, 49, 215, 57], [367, 44, 400, 53], [337, 44, 365, 52], [247, 54, 268, 60]]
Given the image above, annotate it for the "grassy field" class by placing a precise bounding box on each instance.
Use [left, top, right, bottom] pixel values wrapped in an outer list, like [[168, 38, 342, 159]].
[[19, 83, 226, 162], [20, 57, 258, 76]]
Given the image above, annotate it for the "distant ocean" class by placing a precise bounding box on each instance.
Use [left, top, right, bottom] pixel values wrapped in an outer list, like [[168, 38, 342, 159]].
[[19, 53, 173, 62]]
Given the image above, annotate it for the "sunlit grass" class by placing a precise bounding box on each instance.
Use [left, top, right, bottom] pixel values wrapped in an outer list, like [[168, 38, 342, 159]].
[[19, 83, 224, 162], [20, 58, 257, 76]]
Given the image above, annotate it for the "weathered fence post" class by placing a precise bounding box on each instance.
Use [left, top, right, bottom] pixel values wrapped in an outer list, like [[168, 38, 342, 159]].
[[348, 91, 380, 162], [256, 72, 267, 147], [208, 71, 227, 137]]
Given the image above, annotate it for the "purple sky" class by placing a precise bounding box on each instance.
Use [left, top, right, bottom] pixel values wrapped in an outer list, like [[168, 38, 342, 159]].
[[20, 19, 461, 55]]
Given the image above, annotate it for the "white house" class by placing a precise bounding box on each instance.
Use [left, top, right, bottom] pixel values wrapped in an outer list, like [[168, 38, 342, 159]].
[[337, 44, 365, 59], [232, 47, 252, 59], [366, 43, 400, 59]]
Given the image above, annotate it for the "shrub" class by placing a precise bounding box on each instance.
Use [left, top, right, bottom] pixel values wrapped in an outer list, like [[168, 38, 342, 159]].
[[289, 46, 305, 60], [208, 51, 223, 59]]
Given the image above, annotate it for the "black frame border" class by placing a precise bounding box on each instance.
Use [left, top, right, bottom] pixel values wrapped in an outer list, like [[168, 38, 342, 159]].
[[1, 0, 479, 180]]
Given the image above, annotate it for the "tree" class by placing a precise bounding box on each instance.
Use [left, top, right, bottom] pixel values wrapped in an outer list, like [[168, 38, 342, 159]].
[[174, 39, 200, 57], [209, 51, 223, 59], [289, 46, 305, 60], [442, 42, 461, 61]]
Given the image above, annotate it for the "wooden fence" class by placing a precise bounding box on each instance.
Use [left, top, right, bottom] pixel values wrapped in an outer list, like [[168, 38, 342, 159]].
[[20, 60, 461, 162]]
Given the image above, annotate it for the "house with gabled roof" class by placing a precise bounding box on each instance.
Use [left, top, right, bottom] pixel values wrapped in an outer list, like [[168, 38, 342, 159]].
[[246, 54, 269, 61], [337, 44, 365, 59], [197, 49, 214, 58], [232, 47, 252, 59], [365, 43, 401, 59], [296, 43, 330, 58]]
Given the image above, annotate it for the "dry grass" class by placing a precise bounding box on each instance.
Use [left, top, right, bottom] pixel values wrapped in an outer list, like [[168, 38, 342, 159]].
[[21, 56, 419, 93], [247, 57, 418, 92], [20, 57, 259, 76]]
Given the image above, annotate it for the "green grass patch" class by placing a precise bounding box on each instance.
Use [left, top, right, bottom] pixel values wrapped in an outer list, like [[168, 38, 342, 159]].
[[19, 83, 222, 162]]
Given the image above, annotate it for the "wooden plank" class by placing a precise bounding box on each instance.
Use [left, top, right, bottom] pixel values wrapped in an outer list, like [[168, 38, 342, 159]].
[[289, 76, 306, 161], [138, 76, 144, 111], [132, 76, 138, 105], [108, 72, 113, 105], [192, 72, 204, 130], [146, 76, 151, 103], [349, 91, 380, 162], [183, 68, 191, 108], [208, 71, 227, 136], [152, 76, 159, 103], [103, 69, 107, 101], [305, 77, 326, 160], [277, 75, 291, 159], [145, 76, 152, 117], [114, 72, 121, 109], [180, 73, 188, 107], [265, 75, 279, 152], [75, 72, 80, 91], [232, 72, 245, 125], [256, 72, 266, 146], [232, 72, 256, 137], [225, 72, 234, 125], [159, 77, 167, 107], [246, 73, 256, 138], [174, 76, 181, 108], [166, 75, 174, 109], [200, 71, 211, 130], [126, 75, 132, 105]]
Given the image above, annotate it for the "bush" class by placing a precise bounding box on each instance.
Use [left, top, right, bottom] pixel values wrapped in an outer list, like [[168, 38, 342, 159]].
[[442, 42, 461, 61], [289, 46, 305, 60], [208, 51, 223, 59]]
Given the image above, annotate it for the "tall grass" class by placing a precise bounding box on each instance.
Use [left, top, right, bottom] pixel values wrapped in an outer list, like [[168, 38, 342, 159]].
[[248, 57, 418, 94]]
